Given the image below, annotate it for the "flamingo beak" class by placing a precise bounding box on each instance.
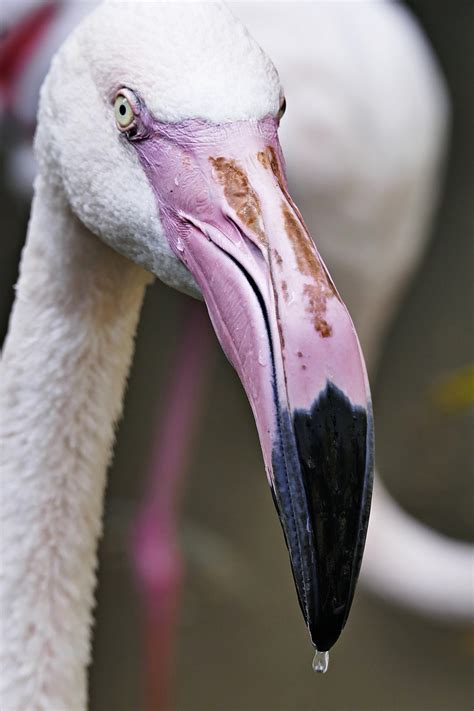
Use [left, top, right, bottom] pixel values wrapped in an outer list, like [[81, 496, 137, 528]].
[[133, 117, 374, 653]]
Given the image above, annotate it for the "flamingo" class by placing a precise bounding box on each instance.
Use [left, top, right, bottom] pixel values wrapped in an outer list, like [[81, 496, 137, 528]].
[[1, 3, 472, 707], [0, 2, 374, 708], [1, 1, 472, 627]]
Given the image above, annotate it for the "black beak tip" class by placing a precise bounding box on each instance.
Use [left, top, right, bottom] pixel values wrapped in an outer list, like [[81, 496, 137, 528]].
[[271, 381, 374, 652]]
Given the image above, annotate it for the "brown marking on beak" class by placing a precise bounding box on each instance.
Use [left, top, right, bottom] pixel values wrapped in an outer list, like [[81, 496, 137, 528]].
[[260, 145, 292, 205], [281, 202, 324, 279], [303, 283, 333, 338], [281, 202, 336, 338], [257, 150, 270, 169], [267, 145, 286, 192], [277, 318, 286, 351], [262, 145, 310, 231], [281, 280, 289, 302], [273, 249, 283, 267], [257, 146, 286, 191], [209, 156, 267, 245]]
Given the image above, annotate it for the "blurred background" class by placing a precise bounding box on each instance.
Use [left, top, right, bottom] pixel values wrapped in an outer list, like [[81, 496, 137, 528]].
[[1, 1, 472, 709]]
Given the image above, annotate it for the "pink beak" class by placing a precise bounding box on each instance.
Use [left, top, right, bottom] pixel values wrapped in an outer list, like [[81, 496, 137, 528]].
[[131, 114, 374, 653]]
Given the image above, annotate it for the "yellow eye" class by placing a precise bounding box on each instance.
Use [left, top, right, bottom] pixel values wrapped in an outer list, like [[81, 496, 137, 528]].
[[114, 93, 134, 129]]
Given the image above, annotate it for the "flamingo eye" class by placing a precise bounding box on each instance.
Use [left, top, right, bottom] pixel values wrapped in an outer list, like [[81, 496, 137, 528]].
[[114, 92, 135, 130]]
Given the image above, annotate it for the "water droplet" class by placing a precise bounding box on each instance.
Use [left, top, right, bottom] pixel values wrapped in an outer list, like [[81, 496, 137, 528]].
[[312, 649, 329, 674], [258, 351, 267, 366], [176, 238, 184, 253], [174, 176, 179, 186]]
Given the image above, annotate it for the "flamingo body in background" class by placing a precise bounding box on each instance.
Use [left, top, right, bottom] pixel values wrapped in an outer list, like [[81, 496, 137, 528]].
[[0, 1, 375, 708]]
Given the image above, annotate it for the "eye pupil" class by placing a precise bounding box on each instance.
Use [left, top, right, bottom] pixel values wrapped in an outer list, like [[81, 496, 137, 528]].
[[119, 104, 126, 116]]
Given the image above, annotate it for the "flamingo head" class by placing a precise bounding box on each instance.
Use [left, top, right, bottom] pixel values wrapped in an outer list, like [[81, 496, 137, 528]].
[[36, 0, 374, 654]]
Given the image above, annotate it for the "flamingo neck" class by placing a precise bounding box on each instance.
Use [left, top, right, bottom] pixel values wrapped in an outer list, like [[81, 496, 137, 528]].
[[0, 177, 150, 710]]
